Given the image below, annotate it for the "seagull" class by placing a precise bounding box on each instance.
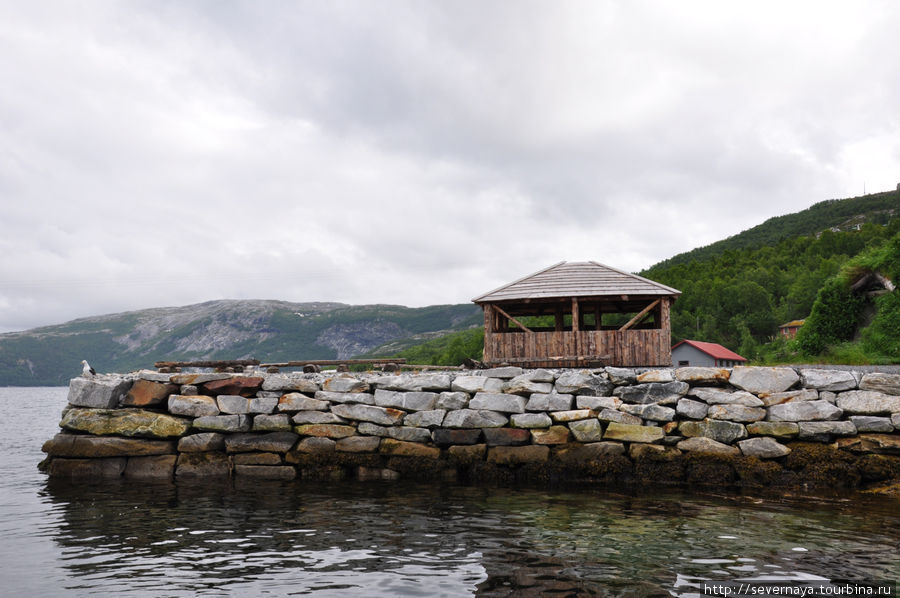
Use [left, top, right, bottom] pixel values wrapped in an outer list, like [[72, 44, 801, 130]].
[[81, 360, 96, 377]]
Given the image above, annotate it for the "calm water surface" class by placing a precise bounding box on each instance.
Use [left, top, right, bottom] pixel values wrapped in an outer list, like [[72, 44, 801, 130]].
[[1, 387, 898, 596]]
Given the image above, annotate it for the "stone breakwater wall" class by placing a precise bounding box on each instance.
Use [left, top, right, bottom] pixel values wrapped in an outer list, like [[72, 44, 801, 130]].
[[40, 366, 900, 489]]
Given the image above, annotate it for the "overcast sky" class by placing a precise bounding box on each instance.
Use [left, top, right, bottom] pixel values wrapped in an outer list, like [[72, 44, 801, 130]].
[[1, 1, 898, 333]]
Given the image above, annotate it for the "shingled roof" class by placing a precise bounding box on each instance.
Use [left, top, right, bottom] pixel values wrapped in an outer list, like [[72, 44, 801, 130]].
[[472, 261, 681, 303]]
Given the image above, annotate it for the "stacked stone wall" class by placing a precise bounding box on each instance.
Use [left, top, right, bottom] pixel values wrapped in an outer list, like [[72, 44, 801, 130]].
[[41, 366, 900, 490]]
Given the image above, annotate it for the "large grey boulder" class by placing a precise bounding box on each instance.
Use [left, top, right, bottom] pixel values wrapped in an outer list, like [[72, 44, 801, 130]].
[[436, 392, 468, 410], [469, 392, 526, 413], [330, 404, 404, 426], [848, 416, 894, 433], [526, 392, 574, 412], [676, 398, 708, 420], [510, 413, 553, 429], [758, 389, 818, 407], [216, 395, 250, 414], [193, 414, 251, 433], [169, 395, 220, 417], [475, 367, 523, 379], [596, 408, 642, 425], [859, 373, 900, 396], [620, 403, 676, 422], [798, 421, 857, 440], [836, 390, 900, 415], [403, 409, 446, 428], [262, 374, 319, 393], [603, 422, 664, 443], [613, 381, 689, 405], [376, 374, 451, 391], [689, 388, 763, 407], [374, 389, 438, 411], [322, 374, 369, 393], [707, 404, 766, 423], [746, 421, 799, 439], [679, 419, 747, 444], [675, 367, 730, 385], [737, 437, 790, 459], [277, 393, 329, 412], [358, 422, 433, 443], [67, 376, 133, 409], [568, 419, 604, 442], [291, 411, 347, 425], [224, 432, 299, 453], [729, 366, 799, 394], [799, 369, 858, 392], [767, 400, 842, 422], [605, 367, 637, 384], [575, 395, 621, 410], [677, 437, 740, 456], [443, 409, 508, 428], [554, 371, 614, 396], [61, 408, 192, 438], [450, 376, 490, 394], [314, 391, 375, 405], [503, 375, 553, 396]]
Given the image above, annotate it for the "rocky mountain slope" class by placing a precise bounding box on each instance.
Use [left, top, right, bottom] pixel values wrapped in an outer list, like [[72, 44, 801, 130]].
[[0, 300, 480, 386]]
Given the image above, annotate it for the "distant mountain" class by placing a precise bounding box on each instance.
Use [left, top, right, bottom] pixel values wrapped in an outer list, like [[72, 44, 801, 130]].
[[652, 191, 898, 270], [0, 300, 481, 386]]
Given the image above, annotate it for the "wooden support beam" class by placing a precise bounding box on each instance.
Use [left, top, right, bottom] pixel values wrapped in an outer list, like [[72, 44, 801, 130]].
[[493, 304, 534, 334], [618, 298, 661, 331]]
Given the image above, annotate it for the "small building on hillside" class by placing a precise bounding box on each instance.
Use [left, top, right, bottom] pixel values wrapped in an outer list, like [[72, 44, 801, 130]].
[[778, 319, 805, 339], [472, 261, 680, 368], [671, 340, 746, 368]]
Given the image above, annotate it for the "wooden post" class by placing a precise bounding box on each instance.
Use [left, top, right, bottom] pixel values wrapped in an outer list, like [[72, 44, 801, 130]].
[[594, 305, 602, 331], [660, 297, 671, 365], [572, 298, 579, 332], [572, 298, 580, 358], [483, 305, 494, 363], [555, 306, 564, 331]]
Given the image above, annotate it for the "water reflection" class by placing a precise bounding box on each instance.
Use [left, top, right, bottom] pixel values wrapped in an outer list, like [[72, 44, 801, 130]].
[[39, 479, 900, 597]]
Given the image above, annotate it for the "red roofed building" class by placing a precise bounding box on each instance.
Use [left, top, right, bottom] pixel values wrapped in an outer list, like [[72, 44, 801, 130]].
[[671, 340, 747, 368]]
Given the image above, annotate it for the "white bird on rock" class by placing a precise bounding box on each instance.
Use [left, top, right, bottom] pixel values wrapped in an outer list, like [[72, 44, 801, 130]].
[[81, 360, 96, 377]]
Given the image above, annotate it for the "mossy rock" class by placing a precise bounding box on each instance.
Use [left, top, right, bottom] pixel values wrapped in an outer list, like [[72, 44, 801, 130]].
[[684, 454, 736, 486], [633, 451, 686, 483], [734, 457, 784, 487]]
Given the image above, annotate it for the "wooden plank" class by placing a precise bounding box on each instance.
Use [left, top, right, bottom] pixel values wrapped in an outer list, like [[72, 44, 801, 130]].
[[259, 358, 408, 367], [155, 359, 260, 368], [618, 298, 661, 332], [493, 304, 534, 334]]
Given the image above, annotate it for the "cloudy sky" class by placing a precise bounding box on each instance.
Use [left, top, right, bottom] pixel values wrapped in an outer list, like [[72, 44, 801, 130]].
[[1, 1, 898, 333]]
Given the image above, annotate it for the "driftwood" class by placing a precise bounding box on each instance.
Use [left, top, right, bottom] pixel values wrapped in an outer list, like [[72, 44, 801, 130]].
[[155, 359, 260, 369], [258, 359, 407, 367]]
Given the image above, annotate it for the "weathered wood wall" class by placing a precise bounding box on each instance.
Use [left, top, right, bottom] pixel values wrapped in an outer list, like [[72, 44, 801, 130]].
[[485, 328, 670, 367]]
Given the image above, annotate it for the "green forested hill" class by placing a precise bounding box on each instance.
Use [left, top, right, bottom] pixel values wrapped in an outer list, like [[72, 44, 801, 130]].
[[652, 191, 897, 269]]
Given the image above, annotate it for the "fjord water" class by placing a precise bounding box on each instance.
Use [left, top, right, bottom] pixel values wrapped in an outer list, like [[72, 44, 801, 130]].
[[2, 387, 899, 596]]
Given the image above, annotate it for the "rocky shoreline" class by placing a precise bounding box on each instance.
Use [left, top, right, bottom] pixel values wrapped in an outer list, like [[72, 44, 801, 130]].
[[40, 366, 900, 490]]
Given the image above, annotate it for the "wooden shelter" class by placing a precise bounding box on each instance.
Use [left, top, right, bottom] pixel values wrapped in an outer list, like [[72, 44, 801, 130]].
[[473, 261, 680, 368]]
